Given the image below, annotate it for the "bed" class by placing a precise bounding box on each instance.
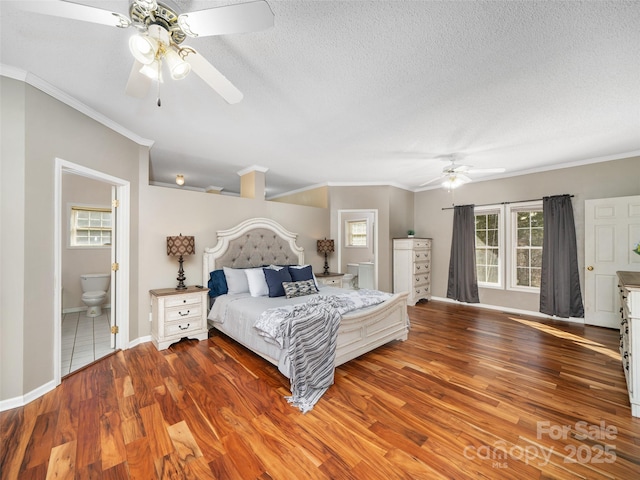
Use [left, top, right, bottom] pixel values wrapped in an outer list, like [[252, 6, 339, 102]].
[[203, 217, 409, 411]]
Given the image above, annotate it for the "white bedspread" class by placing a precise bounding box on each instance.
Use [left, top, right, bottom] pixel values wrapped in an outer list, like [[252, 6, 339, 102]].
[[253, 289, 392, 348], [207, 286, 346, 364]]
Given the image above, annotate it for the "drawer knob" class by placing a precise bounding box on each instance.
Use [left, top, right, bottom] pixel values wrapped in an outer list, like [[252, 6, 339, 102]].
[[179, 310, 190, 317], [179, 323, 190, 330]]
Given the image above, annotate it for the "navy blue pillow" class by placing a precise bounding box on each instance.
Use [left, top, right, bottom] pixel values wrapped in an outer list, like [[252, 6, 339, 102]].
[[263, 267, 292, 297], [288, 265, 314, 282], [208, 269, 228, 297]]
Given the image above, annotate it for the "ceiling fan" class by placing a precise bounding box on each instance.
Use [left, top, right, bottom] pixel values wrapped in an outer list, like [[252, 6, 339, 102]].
[[419, 154, 506, 189], [19, 0, 274, 105]]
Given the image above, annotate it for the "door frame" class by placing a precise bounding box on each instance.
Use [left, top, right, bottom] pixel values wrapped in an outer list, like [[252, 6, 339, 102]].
[[54, 158, 130, 383], [337, 209, 378, 289]]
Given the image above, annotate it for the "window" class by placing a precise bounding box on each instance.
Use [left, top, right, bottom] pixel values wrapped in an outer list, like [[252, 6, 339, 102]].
[[473, 201, 544, 292], [474, 207, 502, 288], [508, 202, 543, 291], [70, 206, 112, 247], [346, 220, 368, 247]]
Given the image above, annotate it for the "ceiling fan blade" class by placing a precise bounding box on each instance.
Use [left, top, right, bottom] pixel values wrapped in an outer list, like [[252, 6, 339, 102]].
[[125, 61, 151, 98], [457, 174, 473, 183], [418, 175, 445, 187], [177, 0, 274, 38], [18, 0, 131, 28], [185, 49, 243, 104], [466, 168, 507, 174]]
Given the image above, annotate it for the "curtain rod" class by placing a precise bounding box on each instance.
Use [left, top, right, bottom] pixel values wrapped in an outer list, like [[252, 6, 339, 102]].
[[441, 195, 574, 210]]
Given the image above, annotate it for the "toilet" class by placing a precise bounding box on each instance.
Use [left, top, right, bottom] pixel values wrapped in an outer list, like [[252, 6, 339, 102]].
[[80, 273, 110, 317], [343, 263, 360, 289]]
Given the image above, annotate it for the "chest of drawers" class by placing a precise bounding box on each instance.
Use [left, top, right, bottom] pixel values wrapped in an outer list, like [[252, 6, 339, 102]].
[[150, 286, 209, 350], [617, 271, 640, 417], [393, 238, 432, 306]]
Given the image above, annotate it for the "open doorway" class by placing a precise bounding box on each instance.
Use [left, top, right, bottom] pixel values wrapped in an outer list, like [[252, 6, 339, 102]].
[[54, 159, 130, 382], [337, 209, 378, 290]]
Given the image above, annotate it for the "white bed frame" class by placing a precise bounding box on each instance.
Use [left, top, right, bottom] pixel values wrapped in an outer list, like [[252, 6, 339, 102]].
[[203, 217, 409, 368]]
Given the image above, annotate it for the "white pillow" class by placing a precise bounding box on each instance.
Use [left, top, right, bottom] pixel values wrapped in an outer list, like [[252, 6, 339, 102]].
[[245, 267, 269, 297], [223, 267, 250, 295]]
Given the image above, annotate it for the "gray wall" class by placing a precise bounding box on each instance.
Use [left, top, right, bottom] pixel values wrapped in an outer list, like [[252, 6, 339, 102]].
[[0, 76, 144, 401], [414, 156, 640, 312]]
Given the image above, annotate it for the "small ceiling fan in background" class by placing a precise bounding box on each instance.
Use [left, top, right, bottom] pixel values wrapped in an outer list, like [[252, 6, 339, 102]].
[[419, 154, 506, 189], [19, 0, 274, 105]]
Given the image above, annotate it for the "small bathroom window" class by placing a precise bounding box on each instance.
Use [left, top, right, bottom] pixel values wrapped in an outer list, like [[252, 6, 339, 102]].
[[346, 219, 368, 248], [69, 205, 112, 247]]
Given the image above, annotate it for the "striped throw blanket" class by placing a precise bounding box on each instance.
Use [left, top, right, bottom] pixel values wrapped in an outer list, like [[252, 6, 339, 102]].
[[254, 290, 391, 413]]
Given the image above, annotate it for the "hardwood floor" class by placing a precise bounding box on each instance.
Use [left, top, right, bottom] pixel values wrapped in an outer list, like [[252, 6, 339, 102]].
[[2, 301, 639, 479]]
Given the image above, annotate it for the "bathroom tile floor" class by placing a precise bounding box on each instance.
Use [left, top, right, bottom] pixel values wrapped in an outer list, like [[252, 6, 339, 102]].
[[61, 311, 114, 376]]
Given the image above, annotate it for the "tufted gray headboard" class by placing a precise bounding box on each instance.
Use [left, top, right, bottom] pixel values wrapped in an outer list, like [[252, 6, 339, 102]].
[[202, 218, 305, 283]]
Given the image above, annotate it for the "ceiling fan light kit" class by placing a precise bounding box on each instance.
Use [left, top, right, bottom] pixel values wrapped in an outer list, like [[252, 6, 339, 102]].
[[419, 154, 506, 190], [19, 0, 274, 104]]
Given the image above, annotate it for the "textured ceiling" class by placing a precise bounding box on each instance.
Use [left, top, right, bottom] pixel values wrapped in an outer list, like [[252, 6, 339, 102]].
[[1, 1, 639, 196]]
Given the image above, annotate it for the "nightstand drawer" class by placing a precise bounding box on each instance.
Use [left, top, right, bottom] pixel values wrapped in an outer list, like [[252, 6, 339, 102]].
[[165, 320, 202, 337], [165, 293, 202, 308], [166, 304, 203, 322]]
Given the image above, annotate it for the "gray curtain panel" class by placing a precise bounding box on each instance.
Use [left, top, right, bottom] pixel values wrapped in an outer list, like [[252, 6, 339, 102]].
[[539, 195, 584, 318], [447, 204, 480, 303]]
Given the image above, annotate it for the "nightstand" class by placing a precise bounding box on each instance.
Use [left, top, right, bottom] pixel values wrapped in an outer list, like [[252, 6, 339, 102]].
[[316, 272, 345, 288], [150, 286, 209, 350]]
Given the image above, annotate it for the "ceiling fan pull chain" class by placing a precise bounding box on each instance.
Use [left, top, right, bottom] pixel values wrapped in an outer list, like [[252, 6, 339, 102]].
[[156, 60, 161, 107]]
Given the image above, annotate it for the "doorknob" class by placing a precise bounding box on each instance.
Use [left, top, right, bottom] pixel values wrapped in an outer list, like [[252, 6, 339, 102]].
[[587, 266, 594, 271]]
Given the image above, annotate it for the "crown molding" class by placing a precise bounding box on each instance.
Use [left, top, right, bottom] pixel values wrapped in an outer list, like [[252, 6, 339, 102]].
[[1, 63, 154, 148], [237, 165, 269, 176]]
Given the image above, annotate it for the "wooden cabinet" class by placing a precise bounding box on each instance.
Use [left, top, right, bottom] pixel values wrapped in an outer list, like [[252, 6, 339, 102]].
[[150, 286, 209, 350], [393, 238, 432, 306], [316, 273, 344, 288], [618, 271, 640, 417]]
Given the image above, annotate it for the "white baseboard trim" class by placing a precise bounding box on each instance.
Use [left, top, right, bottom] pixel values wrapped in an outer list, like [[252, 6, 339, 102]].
[[0, 336, 153, 412], [62, 305, 111, 314], [129, 335, 152, 348], [430, 296, 585, 324], [0, 379, 57, 412]]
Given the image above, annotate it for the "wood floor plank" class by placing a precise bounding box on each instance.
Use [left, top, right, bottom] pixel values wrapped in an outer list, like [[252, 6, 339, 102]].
[[45, 441, 76, 480], [2, 300, 640, 479]]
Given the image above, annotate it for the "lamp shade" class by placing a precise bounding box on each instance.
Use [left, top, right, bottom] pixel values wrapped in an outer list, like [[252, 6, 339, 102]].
[[129, 34, 159, 65], [167, 235, 195, 256], [165, 47, 191, 80], [317, 238, 335, 254]]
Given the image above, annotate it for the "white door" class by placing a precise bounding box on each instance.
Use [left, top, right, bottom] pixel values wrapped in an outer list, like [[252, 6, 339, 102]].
[[584, 195, 640, 328]]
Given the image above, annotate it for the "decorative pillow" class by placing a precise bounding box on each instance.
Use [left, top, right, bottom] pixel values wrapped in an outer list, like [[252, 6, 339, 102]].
[[263, 267, 292, 297], [223, 267, 250, 295], [288, 264, 313, 282], [245, 267, 269, 297], [283, 279, 319, 299], [289, 264, 320, 289], [208, 269, 228, 297]]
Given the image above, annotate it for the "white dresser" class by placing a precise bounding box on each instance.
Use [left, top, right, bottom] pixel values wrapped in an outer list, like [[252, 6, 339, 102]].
[[150, 286, 209, 350], [393, 238, 432, 306], [617, 271, 640, 417]]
